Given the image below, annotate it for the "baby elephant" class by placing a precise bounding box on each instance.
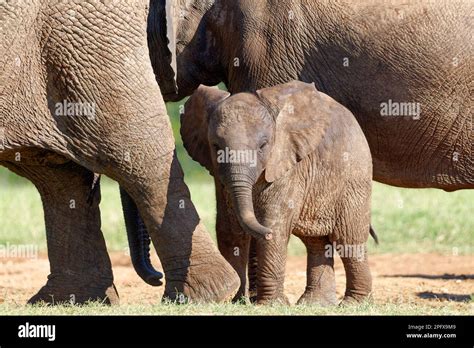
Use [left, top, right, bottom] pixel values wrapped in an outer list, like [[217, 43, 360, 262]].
[[181, 81, 373, 305]]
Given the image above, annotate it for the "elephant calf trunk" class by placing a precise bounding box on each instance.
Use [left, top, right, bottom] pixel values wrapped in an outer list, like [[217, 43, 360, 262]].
[[239, 211, 273, 241], [227, 177, 273, 241]]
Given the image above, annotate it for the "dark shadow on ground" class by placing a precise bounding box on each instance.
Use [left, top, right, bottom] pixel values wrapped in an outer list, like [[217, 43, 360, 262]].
[[383, 274, 474, 280], [417, 292, 472, 302]]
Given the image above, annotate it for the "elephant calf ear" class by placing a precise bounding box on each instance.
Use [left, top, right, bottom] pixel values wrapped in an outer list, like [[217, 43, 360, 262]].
[[256, 81, 333, 183], [181, 85, 230, 175]]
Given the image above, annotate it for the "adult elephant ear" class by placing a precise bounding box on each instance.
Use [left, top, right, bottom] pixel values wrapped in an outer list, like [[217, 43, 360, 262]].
[[165, 0, 178, 88], [256, 80, 333, 183], [181, 85, 230, 174]]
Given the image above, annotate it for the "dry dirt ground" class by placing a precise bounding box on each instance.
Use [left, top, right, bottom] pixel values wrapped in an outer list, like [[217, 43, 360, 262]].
[[0, 253, 472, 309]]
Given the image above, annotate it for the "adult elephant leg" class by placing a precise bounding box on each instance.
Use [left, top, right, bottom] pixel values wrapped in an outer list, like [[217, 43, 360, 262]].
[[296, 236, 337, 306], [116, 153, 239, 303], [40, 0, 239, 302], [3, 160, 118, 305], [215, 178, 249, 301]]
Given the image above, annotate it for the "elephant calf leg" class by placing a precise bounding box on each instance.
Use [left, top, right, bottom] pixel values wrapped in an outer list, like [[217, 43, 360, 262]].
[[339, 245, 372, 305], [255, 234, 289, 305], [216, 226, 251, 303], [215, 179, 251, 302], [297, 237, 337, 306], [5, 161, 118, 305], [247, 238, 258, 303]]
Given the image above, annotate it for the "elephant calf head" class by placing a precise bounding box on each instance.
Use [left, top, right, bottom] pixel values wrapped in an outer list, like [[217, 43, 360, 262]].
[[181, 81, 332, 241]]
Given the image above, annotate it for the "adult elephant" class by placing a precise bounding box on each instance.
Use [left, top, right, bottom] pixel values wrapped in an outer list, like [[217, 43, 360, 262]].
[[148, 0, 473, 299], [0, 0, 239, 304], [151, 0, 473, 190]]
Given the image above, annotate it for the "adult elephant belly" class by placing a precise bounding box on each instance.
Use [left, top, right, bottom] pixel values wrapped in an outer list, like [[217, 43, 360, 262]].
[[354, 99, 472, 191], [234, 52, 472, 190], [324, 74, 473, 191], [232, 0, 473, 191], [295, 4, 474, 191]]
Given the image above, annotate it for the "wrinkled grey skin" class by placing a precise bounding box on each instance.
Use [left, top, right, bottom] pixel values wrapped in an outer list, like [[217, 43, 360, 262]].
[[181, 81, 373, 304], [0, 0, 239, 304], [147, 0, 472, 299], [151, 0, 473, 191]]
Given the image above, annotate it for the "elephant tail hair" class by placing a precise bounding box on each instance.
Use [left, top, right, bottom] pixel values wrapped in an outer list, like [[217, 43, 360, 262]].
[[369, 225, 379, 245]]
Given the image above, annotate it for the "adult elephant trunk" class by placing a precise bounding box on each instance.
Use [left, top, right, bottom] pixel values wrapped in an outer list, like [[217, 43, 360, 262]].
[[120, 188, 163, 286], [147, 0, 178, 98], [223, 166, 273, 241]]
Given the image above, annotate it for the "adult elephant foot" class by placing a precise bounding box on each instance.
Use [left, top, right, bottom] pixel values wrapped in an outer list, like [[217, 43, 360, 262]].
[[163, 243, 241, 303], [121, 188, 239, 302], [28, 274, 119, 305], [120, 155, 240, 303]]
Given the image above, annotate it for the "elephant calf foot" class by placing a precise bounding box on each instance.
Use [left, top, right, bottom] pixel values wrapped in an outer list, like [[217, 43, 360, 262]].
[[28, 274, 119, 305], [297, 287, 338, 306], [340, 254, 372, 306], [298, 237, 337, 306], [256, 294, 290, 305], [256, 284, 290, 305], [339, 291, 373, 306]]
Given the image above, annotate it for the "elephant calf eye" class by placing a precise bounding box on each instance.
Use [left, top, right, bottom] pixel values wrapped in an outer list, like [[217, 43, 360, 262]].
[[259, 141, 268, 150]]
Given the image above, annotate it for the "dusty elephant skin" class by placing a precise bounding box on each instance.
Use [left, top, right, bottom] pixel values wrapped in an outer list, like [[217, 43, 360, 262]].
[[146, 0, 472, 300], [181, 81, 373, 305], [149, 0, 473, 191], [0, 0, 239, 304]]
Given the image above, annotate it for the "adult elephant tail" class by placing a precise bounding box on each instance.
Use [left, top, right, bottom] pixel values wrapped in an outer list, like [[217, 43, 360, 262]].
[[120, 187, 163, 286]]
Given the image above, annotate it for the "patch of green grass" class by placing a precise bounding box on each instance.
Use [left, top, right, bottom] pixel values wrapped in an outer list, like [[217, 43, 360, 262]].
[[371, 183, 473, 254], [0, 300, 470, 316], [0, 171, 45, 247], [1, 167, 472, 255]]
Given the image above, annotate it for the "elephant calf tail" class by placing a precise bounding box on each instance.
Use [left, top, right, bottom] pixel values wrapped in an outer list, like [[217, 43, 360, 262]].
[[369, 225, 379, 245]]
